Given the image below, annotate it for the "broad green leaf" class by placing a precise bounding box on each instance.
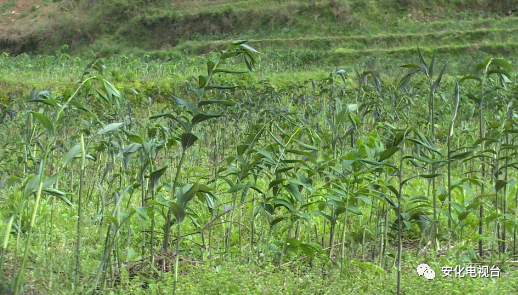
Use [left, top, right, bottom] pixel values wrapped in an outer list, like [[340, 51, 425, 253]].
[[198, 184, 214, 193], [168, 201, 185, 223], [429, 50, 436, 78], [400, 64, 421, 69], [286, 149, 316, 163], [181, 132, 199, 150], [486, 69, 512, 79], [24, 175, 41, 198], [27, 98, 58, 107], [458, 211, 471, 221], [220, 51, 241, 59], [103, 215, 119, 228], [191, 113, 222, 126], [42, 174, 58, 190], [399, 72, 416, 91], [207, 61, 215, 75], [98, 122, 123, 135], [134, 206, 150, 222], [460, 75, 482, 83], [286, 238, 302, 247], [63, 144, 81, 167], [103, 79, 122, 100], [293, 139, 319, 151], [491, 58, 513, 73], [172, 95, 197, 114], [213, 68, 248, 74], [379, 147, 400, 162], [347, 205, 362, 215], [287, 183, 304, 203], [199, 75, 208, 88], [149, 166, 168, 191], [206, 85, 238, 90], [495, 180, 507, 192], [352, 261, 387, 275], [272, 198, 295, 213], [124, 131, 144, 144], [239, 43, 260, 54], [269, 179, 286, 189], [431, 64, 447, 93], [42, 189, 72, 206], [198, 100, 234, 107], [299, 243, 320, 257], [359, 159, 383, 166], [31, 112, 55, 138], [178, 182, 199, 207], [69, 99, 94, 115], [417, 47, 429, 76], [270, 217, 286, 228], [310, 210, 335, 223]]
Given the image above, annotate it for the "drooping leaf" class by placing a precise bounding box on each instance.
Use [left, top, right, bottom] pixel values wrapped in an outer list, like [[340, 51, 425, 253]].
[[191, 113, 222, 126], [134, 206, 150, 222], [198, 75, 208, 88], [181, 132, 199, 150], [168, 201, 185, 223], [149, 166, 168, 191], [212, 68, 248, 74], [272, 198, 295, 213], [491, 58, 513, 73], [98, 122, 123, 135], [347, 205, 362, 215], [460, 75, 482, 83], [310, 210, 335, 223], [206, 85, 239, 90], [207, 61, 216, 76], [198, 100, 234, 107], [171, 95, 197, 114], [24, 175, 41, 198], [379, 147, 400, 162], [42, 188, 72, 206], [486, 69, 512, 79], [31, 112, 55, 138], [417, 47, 429, 76], [178, 182, 199, 207], [63, 144, 81, 167], [431, 64, 447, 93], [429, 50, 437, 78]]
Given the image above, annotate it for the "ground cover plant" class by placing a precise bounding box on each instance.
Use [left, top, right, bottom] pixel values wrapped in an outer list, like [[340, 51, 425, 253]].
[[1, 39, 518, 294]]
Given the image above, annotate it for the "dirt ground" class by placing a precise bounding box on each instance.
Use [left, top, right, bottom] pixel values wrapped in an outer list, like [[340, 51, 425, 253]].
[[0, 0, 39, 28]]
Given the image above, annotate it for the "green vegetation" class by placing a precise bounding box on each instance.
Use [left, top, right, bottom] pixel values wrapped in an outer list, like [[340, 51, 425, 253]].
[[1, 40, 518, 294], [1, 0, 518, 294]]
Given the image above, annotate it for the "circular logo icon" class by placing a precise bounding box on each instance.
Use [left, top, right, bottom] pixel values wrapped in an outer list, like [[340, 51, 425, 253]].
[[416, 263, 435, 280]]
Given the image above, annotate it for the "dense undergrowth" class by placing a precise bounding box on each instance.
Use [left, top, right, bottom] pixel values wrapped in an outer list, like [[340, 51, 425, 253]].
[[1, 40, 518, 294]]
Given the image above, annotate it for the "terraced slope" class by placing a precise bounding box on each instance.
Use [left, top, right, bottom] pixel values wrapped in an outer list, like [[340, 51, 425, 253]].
[[0, 0, 517, 79]]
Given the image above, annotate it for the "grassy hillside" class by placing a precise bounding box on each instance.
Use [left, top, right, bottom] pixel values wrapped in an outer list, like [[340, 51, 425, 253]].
[[1, 0, 517, 56]]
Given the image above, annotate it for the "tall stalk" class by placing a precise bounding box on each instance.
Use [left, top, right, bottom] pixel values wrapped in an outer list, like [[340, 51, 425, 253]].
[[163, 150, 186, 251], [74, 133, 86, 291], [397, 132, 406, 295], [0, 215, 14, 279], [14, 159, 46, 294]]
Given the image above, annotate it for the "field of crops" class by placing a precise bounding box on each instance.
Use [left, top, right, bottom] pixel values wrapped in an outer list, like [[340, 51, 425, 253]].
[[1, 1, 518, 293], [1, 38, 518, 294]]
